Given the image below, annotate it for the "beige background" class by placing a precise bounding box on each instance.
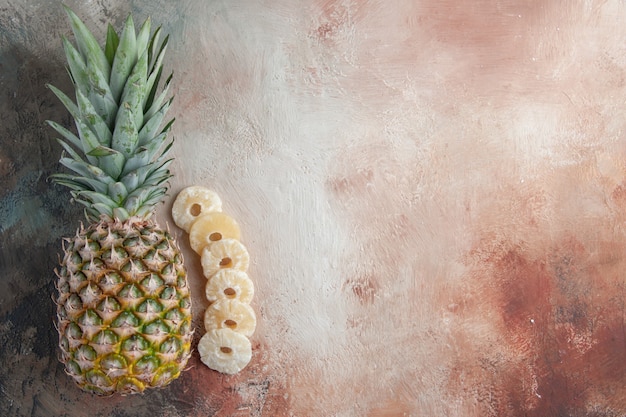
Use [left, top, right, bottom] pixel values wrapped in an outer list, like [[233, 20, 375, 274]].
[[2, 0, 626, 415]]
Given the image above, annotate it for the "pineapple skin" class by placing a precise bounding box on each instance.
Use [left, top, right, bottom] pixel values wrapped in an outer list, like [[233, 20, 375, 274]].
[[55, 217, 192, 395]]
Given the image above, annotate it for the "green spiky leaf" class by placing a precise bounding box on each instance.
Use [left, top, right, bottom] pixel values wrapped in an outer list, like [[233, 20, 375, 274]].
[[49, 7, 175, 221], [110, 15, 137, 102], [63, 5, 110, 82]]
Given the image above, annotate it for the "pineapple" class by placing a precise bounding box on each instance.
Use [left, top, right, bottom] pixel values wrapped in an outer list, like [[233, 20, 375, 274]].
[[49, 7, 192, 395], [188, 211, 241, 254], [171, 186, 222, 233], [200, 238, 250, 279], [205, 269, 254, 304], [197, 329, 253, 375], [203, 299, 257, 337]]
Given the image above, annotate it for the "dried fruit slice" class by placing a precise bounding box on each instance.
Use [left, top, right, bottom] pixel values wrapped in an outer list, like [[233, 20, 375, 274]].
[[200, 238, 250, 279], [189, 212, 241, 255], [205, 269, 254, 304], [197, 329, 252, 374], [171, 186, 222, 233], [204, 299, 256, 337]]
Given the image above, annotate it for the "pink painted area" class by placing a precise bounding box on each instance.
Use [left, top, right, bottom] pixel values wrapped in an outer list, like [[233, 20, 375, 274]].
[[159, 0, 626, 414]]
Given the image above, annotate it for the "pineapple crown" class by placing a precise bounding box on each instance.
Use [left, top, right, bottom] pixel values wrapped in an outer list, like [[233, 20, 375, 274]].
[[48, 6, 175, 222]]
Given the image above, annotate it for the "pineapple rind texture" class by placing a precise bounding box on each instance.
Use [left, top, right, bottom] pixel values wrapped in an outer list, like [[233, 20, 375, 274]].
[[55, 218, 193, 395]]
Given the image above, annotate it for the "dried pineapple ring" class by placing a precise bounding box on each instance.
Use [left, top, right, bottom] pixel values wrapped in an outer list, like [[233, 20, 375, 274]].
[[200, 238, 250, 279], [205, 269, 254, 304], [189, 212, 241, 254], [204, 299, 256, 337], [171, 186, 222, 233], [197, 329, 252, 374]]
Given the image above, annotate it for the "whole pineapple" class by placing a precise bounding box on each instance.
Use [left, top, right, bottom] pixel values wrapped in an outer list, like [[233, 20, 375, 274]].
[[48, 7, 192, 395]]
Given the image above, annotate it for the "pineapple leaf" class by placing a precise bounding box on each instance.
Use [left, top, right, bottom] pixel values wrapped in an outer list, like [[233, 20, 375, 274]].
[[47, 84, 81, 125], [121, 130, 170, 177], [75, 118, 105, 165], [136, 17, 152, 58], [144, 73, 172, 122], [144, 64, 163, 114], [48, 85, 98, 164], [137, 188, 168, 217], [110, 14, 137, 102], [89, 202, 114, 219], [112, 207, 131, 221], [105, 24, 119, 66], [108, 181, 129, 204], [111, 102, 138, 157], [47, 120, 82, 150], [144, 36, 168, 107], [123, 194, 142, 214], [86, 145, 125, 179], [52, 173, 108, 194], [63, 5, 110, 82], [121, 148, 151, 177], [75, 88, 112, 146], [55, 138, 85, 163], [85, 54, 118, 129], [147, 26, 162, 70], [62, 36, 90, 96], [120, 46, 149, 134], [58, 157, 114, 186], [138, 97, 171, 146], [75, 190, 119, 207], [120, 171, 139, 193]]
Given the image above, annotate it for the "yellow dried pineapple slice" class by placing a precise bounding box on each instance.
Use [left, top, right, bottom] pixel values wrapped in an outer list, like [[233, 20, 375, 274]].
[[171, 186, 222, 233], [204, 299, 256, 337], [189, 212, 241, 254], [205, 269, 254, 304], [200, 238, 250, 279], [197, 329, 252, 374]]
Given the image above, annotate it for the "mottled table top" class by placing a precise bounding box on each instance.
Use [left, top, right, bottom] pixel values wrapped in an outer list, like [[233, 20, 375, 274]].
[[3, 1, 626, 416]]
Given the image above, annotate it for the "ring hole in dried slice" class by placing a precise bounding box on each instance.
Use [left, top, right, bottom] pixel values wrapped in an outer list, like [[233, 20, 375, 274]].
[[190, 203, 202, 217], [209, 232, 222, 242], [220, 346, 233, 354], [223, 288, 236, 297], [224, 319, 237, 329], [219, 257, 232, 267]]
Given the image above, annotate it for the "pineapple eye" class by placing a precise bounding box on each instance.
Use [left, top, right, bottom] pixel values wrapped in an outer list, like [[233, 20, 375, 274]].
[[65, 322, 83, 340], [121, 334, 149, 352], [137, 299, 164, 314], [112, 311, 141, 328], [159, 337, 182, 354], [96, 296, 121, 313], [77, 309, 103, 326], [143, 319, 170, 336], [75, 345, 97, 361], [85, 369, 111, 387], [100, 353, 127, 371], [93, 329, 119, 346], [135, 355, 160, 373]]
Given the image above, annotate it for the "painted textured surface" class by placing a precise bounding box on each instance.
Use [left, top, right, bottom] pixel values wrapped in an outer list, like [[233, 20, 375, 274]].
[[2, 0, 626, 415]]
